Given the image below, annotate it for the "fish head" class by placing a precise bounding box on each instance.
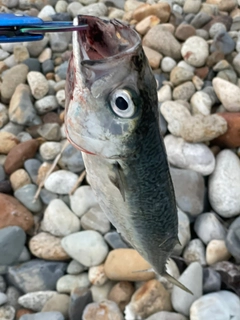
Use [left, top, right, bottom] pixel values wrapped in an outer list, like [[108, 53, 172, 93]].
[[65, 15, 158, 159]]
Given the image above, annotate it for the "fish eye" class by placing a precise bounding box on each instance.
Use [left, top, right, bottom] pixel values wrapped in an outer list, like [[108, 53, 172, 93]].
[[110, 89, 136, 118]]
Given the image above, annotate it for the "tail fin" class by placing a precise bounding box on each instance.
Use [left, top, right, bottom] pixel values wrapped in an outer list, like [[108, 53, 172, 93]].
[[164, 272, 193, 295]]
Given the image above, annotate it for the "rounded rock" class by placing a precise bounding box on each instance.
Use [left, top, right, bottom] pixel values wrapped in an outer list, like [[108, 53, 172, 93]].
[[70, 186, 98, 218], [181, 36, 209, 67], [0, 132, 19, 154], [226, 216, 240, 262], [81, 205, 110, 234], [209, 150, 240, 218], [83, 299, 123, 320], [108, 281, 134, 312], [41, 199, 80, 237], [14, 184, 43, 213], [57, 274, 90, 293], [44, 170, 78, 194], [161, 57, 177, 73], [206, 239, 231, 265], [61, 230, 109, 267], [89, 264, 108, 286], [183, 239, 206, 266], [27, 71, 49, 100], [18, 291, 57, 312]]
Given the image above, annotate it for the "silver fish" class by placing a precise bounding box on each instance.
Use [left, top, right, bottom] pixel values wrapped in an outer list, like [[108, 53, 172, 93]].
[[65, 15, 191, 294]]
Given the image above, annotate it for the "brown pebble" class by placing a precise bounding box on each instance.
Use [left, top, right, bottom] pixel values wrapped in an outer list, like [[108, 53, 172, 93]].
[[175, 24, 196, 41], [10, 169, 31, 191], [213, 113, 240, 147], [16, 308, 34, 320], [4, 139, 39, 175], [133, 3, 171, 23], [29, 232, 70, 260], [104, 249, 155, 282], [42, 112, 62, 125], [0, 132, 19, 154], [46, 72, 55, 80], [143, 46, 163, 69], [26, 125, 42, 138], [206, 51, 225, 67], [194, 66, 209, 80], [108, 281, 135, 311], [0, 193, 34, 231], [59, 111, 65, 124]]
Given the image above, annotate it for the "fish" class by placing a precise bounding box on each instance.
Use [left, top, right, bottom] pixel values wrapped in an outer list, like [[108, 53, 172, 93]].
[[65, 15, 192, 294]]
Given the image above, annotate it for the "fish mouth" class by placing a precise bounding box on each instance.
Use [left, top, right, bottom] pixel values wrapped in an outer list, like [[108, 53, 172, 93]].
[[73, 15, 141, 65]]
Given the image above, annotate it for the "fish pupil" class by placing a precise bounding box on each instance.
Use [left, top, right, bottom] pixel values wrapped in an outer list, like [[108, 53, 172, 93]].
[[116, 96, 128, 111]]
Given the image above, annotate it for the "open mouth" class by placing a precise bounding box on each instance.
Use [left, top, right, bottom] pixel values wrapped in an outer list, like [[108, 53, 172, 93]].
[[73, 15, 141, 62]]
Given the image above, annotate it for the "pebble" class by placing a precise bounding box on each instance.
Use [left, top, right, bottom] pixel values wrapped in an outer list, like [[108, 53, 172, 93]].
[[171, 262, 202, 316], [133, 3, 171, 22], [41, 199, 80, 237], [173, 81, 196, 101], [4, 139, 39, 175], [125, 279, 171, 320], [44, 170, 78, 194], [81, 205, 110, 234], [104, 248, 154, 282], [0, 103, 9, 128], [145, 312, 187, 320], [0, 226, 26, 265], [202, 267, 221, 294], [0, 193, 34, 231], [19, 311, 64, 320], [10, 169, 31, 191], [181, 36, 209, 67], [0, 292, 7, 306], [213, 77, 240, 112], [7, 260, 67, 293], [29, 232, 70, 261], [1, 64, 29, 103], [70, 186, 98, 217], [61, 230, 109, 267], [170, 66, 194, 87], [0, 275, 6, 292], [83, 299, 123, 320], [67, 2, 83, 18], [143, 26, 181, 60], [164, 135, 215, 176], [135, 15, 160, 36], [14, 184, 43, 213], [173, 208, 191, 255], [37, 123, 61, 141], [91, 280, 115, 303], [190, 91, 213, 116], [161, 57, 177, 73], [88, 264, 107, 286], [68, 287, 92, 320], [206, 239, 231, 265], [170, 168, 205, 217], [143, 46, 162, 69], [190, 291, 240, 320], [18, 291, 57, 312], [9, 84, 40, 126], [24, 159, 41, 184], [183, 239, 206, 266], [56, 273, 90, 293], [14, 45, 29, 63], [77, 2, 108, 16], [58, 143, 85, 173], [194, 212, 226, 245], [67, 260, 86, 275], [108, 281, 134, 312], [0, 305, 15, 320], [23, 58, 41, 72], [104, 231, 129, 249], [41, 293, 69, 318], [27, 72, 49, 100], [40, 142, 61, 161], [49, 33, 71, 53], [34, 96, 59, 115], [0, 132, 19, 154], [175, 24, 196, 41], [209, 150, 240, 218], [226, 216, 240, 262], [211, 31, 236, 55], [157, 85, 172, 102]]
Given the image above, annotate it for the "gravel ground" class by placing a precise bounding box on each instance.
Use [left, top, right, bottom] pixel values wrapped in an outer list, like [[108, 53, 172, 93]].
[[0, 0, 240, 319]]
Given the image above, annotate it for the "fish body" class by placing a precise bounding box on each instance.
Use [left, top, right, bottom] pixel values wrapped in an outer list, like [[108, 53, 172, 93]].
[[65, 15, 190, 292]]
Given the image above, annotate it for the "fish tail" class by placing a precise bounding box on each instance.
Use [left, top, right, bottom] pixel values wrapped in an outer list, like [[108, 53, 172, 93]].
[[164, 272, 193, 295]]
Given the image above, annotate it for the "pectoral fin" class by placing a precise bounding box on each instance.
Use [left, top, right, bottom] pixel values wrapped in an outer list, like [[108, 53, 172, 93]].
[[109, 162, 125, 201], [164, 272, 193, 295]]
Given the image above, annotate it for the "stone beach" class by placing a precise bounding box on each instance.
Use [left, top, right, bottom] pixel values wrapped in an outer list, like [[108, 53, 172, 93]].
[[0, 0, 240, 319]]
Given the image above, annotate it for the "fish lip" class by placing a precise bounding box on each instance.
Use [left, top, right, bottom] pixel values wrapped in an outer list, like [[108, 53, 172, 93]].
[[73, 15, 141, 65]]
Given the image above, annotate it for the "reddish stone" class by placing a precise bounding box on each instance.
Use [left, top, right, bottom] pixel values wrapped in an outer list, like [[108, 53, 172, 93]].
[[4, 139, 39, 175], [0, 193, 34, 231], [16, 309, 34, 320], [206, 51, 225, 67], [175, 24, 196, 41], [42, 112, 61, 125], [213, 113, 240, 147], [194, 66, 209, 80]]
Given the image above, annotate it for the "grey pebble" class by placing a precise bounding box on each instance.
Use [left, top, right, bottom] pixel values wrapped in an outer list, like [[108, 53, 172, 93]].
[[81, 205, 111, 235], [19, 311, 64, 320], [7, 259, 67, 293], [145, 311, 187, 320], [34, 96, 59, 115], [226, 216, 240, 262], [69, 288, 93, 320], [49, 33, 71, 52], [0, 292, 7, 306], [104, 231, 130, 249], [24, 159, 41, 184], [42, 59, 55, 74], [55, 61, 68, 80], [0, 48, 10, 60], [191, 12, 212, 29], [183, 239, 206, 266], [23, 58, 41, 72], [194, 212, 226, 245], [14, 184, 43, 213], [44, 170, 78, 194], [77, 2, 108, 16], [17, 132, 33, 142], [0, 165, 5, 181], [202, 268, 221, 294], [37, 123, 61, 141], [173, 208, 191, 255], [0, 226, 26, 266], [1, 122, 24, 136], [67, 260, 86, 275], [6, 286, 21, 310], [25, 37, 49, 57], [17, 246, 31, 263], [40, 142, 61, 161], [51, 13, 72, 21], [40, 188, 58, 205], [210, 31, 236, 55], [0, 305, 15, 320], [56, 273, 90, 293], [18, 291, 57, 312], [170, 168, 205, 217], [0, 276, 7, 292], [58, 143, 85, 172]]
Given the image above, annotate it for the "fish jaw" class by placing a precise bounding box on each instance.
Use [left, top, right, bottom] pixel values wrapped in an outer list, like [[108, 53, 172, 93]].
[[65, 15, 150, 159]]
